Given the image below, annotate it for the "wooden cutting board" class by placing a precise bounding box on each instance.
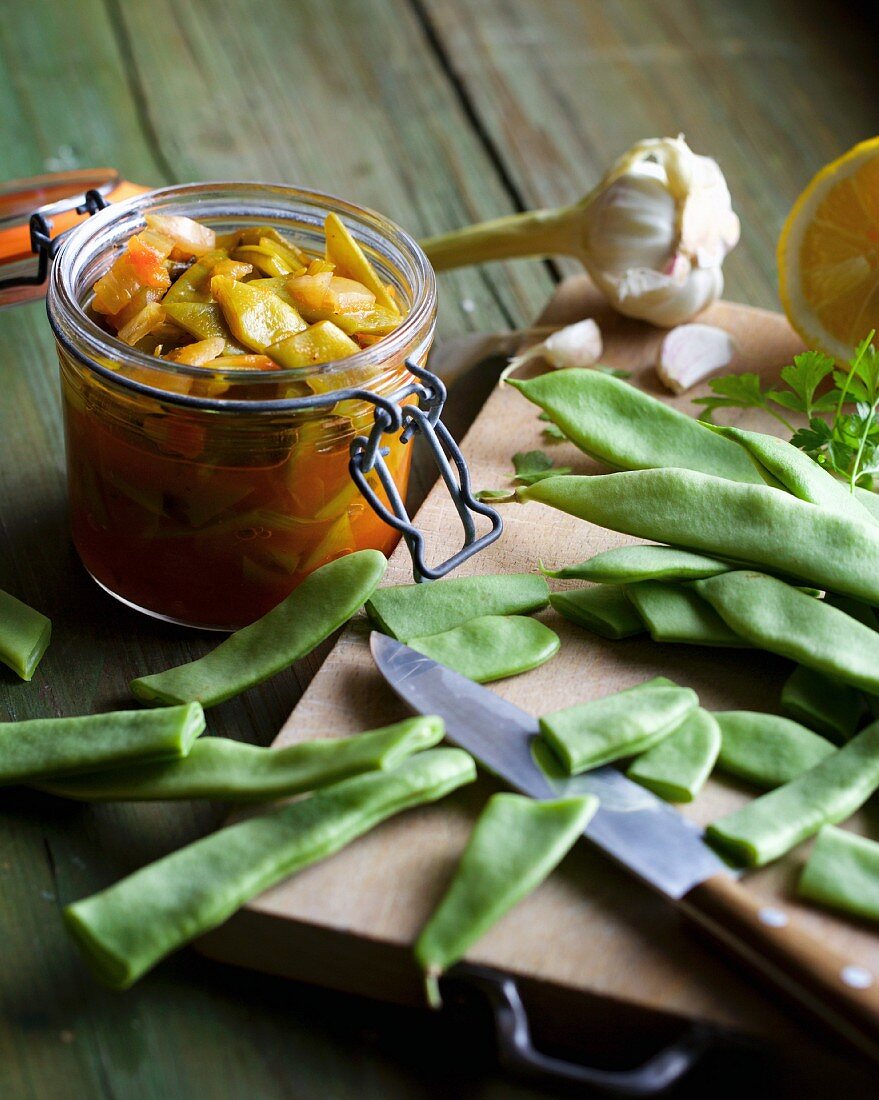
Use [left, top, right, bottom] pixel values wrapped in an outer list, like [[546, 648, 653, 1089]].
[[199, 277, 879, 1063]]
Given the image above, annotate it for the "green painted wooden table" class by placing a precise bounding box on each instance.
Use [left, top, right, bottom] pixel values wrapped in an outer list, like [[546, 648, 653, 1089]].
[[1, 2, 877, 1095]]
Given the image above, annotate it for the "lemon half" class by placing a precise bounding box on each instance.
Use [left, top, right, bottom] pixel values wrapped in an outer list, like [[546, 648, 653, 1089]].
[[778, 137, 879, 360]]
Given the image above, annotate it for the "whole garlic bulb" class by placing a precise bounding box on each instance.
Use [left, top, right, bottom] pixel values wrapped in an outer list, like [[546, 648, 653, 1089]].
[[578, 136, 740, 326], [423, 135, 740, 328]]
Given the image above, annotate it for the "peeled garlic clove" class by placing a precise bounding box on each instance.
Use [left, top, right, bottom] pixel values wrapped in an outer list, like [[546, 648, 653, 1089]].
[[502, 318, 603, 382], [657, 323, 737, 394]]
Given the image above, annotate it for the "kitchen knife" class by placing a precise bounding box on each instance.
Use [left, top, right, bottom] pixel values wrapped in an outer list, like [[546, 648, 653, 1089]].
[[371, 631, 879, 1062]]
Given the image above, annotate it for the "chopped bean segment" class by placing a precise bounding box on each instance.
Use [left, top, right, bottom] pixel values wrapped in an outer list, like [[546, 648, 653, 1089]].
[[707, 721, 879, 867], [0, 703, 204, 785], [38, 717, 443, 802], [696, 572, 879, 695], [627, 581, 747, 648], [0, 589, 51, 681], [366, 573, 549, 642], [539, 681, 698, 774], [798, 826, 879, 923], [64, 748, 476, 988], [781, 666, 864, 743], [409, 615, 559, 684], [414, 793, 596, 1006], [131, 550, 386, 707], [549, 585, 644, 640], [627, 708, 720, 802], [715, 711, 835, 789]]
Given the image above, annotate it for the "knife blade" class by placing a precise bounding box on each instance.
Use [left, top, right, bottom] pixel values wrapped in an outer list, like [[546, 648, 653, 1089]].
[[370, 630, 879, 1062], [370, 630, 729, 898]]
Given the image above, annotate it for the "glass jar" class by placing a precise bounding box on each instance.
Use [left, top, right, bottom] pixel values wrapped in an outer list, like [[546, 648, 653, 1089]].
[[46, 183, 436, 630]]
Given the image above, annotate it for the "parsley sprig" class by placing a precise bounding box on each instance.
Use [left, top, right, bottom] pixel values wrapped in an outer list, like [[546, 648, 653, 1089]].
[[694, 332, 879, 490], [474, 448, 571, 503]]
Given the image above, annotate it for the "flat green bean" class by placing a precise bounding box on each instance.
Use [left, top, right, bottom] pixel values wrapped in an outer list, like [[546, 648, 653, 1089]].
[[798, 825, 879, 923], [414, 792, 596, 1005], [542, 545, 731, 584], [627, 708, 720, 802], [0, 703, 204, 784], [0, 588, 51, 681], [549, 586, 644, 640], [714, 711, 835, 789], [781, 666, 864, 743], [824, 592, 879, 628], [507, 370, 762, 482], [409, 615, 559, 684], [855, 487, 879, 521], [539, 681, 698, 774], [716, 425, 875, 523], [706, 721, 879, 866], [64, 747, 476, 988], [626, 581, 748, 648], [520, 469, 879, 605], [366, 573, 549, 642], [37, 717, 443, 802], [131, 549, 387, 707], [696, 572, 879, 694]]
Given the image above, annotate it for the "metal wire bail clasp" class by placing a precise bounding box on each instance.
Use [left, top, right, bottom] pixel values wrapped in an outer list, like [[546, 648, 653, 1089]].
[[349, 359, 503, 581], [0, 180, 117, 308]]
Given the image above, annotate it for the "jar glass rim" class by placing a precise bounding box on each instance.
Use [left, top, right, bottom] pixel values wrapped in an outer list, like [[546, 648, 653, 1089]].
[[47, 181, 436, 405]]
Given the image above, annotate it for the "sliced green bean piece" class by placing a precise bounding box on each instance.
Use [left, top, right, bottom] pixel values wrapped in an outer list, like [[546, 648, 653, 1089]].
[[549, 586, 644, 640], [715, 711, 835, 789], [798, 825, 879, 923], [64, 747, 476, 989], [0, 703, 204, 785], [162, 302, 243, 351], [131, 549, 387, 707], [37, 717, 443, 802], [0, 588, 51, 681], [408, 616, 559, 684], [366, 573, 549, 642], [520, 469, 879, 606], [781, 666, 864, 743], [706, 721, 879, 867], [716, 425, 876, 523], [627, 708, 720, 802], [414, 792, 597, 1005], [626, 581, 748, 648], [539, 681, 698, 774], [507, 370, 762, 483], [696, 572, 879, 695], [542, 545, 731, 584]]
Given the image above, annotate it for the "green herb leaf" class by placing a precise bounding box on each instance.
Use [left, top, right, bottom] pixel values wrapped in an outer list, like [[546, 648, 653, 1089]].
[[693, 373, 777, 423], [778, 350, 835, 416], [475, 488, 517, 504], [540, 417, 568, 442], [512, 450, 572, 486]]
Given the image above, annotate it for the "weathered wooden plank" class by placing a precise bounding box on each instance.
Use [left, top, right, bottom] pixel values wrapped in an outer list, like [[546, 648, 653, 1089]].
[[107, 0, 554, 337], [417, 0, 879, 305]]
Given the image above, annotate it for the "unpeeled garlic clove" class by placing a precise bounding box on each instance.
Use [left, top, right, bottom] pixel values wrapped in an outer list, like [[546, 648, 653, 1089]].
[[657, 323, 737, 394], [505, 318, 603, 379]]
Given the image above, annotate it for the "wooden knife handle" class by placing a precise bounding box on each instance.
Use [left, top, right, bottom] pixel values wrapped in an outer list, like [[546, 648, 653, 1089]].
[[680, 872, 879, 1062]]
